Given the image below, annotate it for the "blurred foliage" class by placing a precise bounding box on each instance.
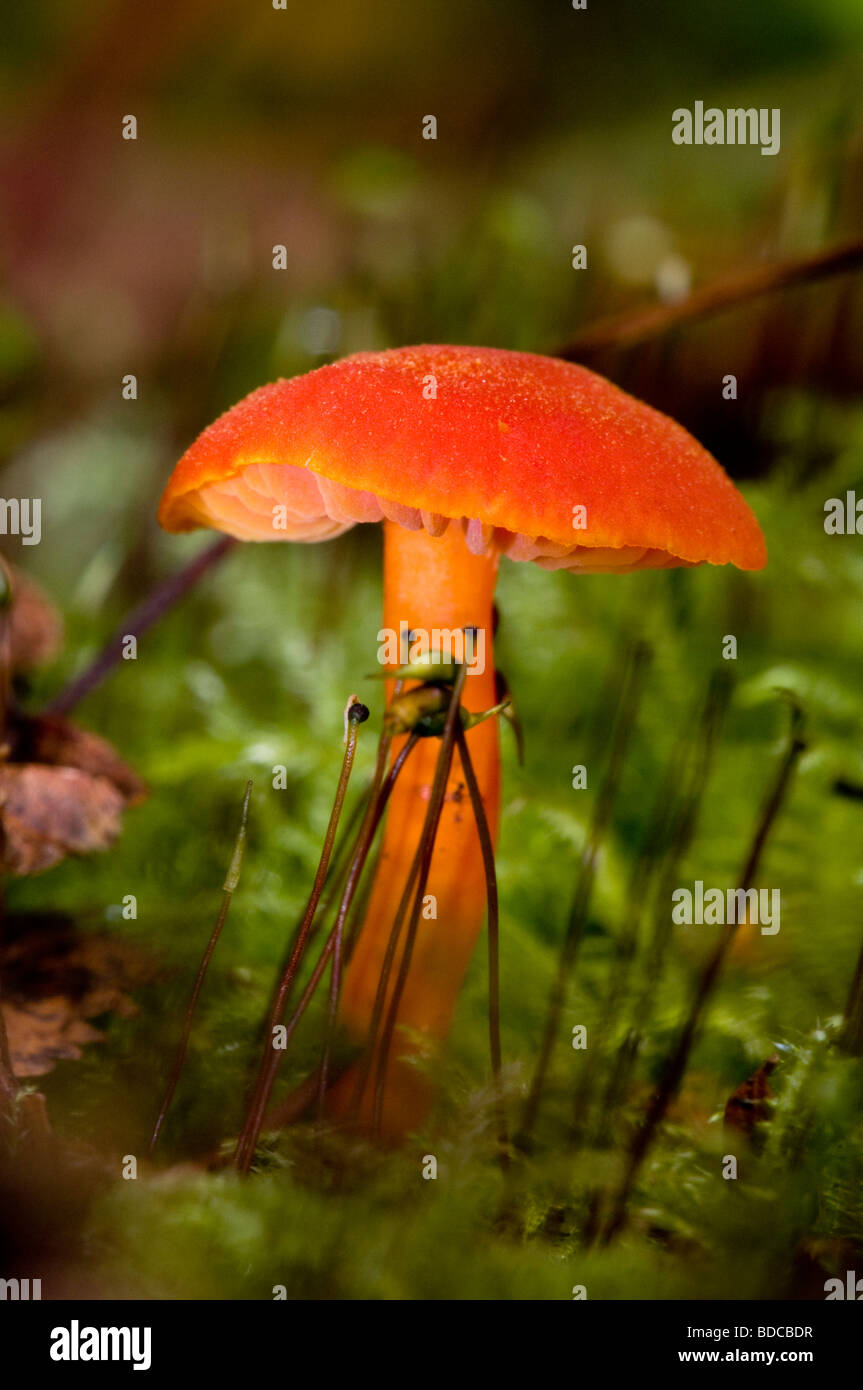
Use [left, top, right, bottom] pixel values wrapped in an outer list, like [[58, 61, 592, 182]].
[[2, 0, 863, 1299]]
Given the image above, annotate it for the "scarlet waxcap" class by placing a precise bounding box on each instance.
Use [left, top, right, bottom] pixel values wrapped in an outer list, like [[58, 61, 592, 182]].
[[157, 346, 766, 573]]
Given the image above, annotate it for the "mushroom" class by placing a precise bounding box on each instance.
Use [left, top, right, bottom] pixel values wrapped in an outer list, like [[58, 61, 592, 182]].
[[158, 344, 766, 1138]]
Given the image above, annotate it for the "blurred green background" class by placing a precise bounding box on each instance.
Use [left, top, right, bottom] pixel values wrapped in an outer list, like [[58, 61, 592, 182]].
[[2, 0, 863, 1299]]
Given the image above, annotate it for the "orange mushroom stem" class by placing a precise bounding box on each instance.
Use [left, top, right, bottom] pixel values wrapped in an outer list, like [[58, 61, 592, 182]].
[[327, 520, 501, 1136]]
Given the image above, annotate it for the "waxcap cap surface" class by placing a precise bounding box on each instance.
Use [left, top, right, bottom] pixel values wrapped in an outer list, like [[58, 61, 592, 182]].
[[158, 345, 767, 573]]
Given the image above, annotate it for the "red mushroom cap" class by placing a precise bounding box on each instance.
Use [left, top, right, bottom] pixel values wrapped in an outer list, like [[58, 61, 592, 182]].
[[158, 345, 766, 573]]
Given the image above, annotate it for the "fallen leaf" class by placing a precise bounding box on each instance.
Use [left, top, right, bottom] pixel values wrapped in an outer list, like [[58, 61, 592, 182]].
[[3, 998, 104, 1077], [0, 764, 125, 875], [10, 713, 148, 805], [0, 915, 161, 1079]]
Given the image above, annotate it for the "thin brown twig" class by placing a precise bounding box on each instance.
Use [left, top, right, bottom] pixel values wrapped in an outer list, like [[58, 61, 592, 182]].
[[46, 536, 236, 716], [557, 237, 863, 359]]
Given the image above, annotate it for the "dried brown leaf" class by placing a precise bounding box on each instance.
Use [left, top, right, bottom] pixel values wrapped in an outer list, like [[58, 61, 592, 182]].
[[0, 764, 125, 875], [11, 713, 148, 805], [3, 998, 104, 1077], [0, 918, 161, 1079]]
